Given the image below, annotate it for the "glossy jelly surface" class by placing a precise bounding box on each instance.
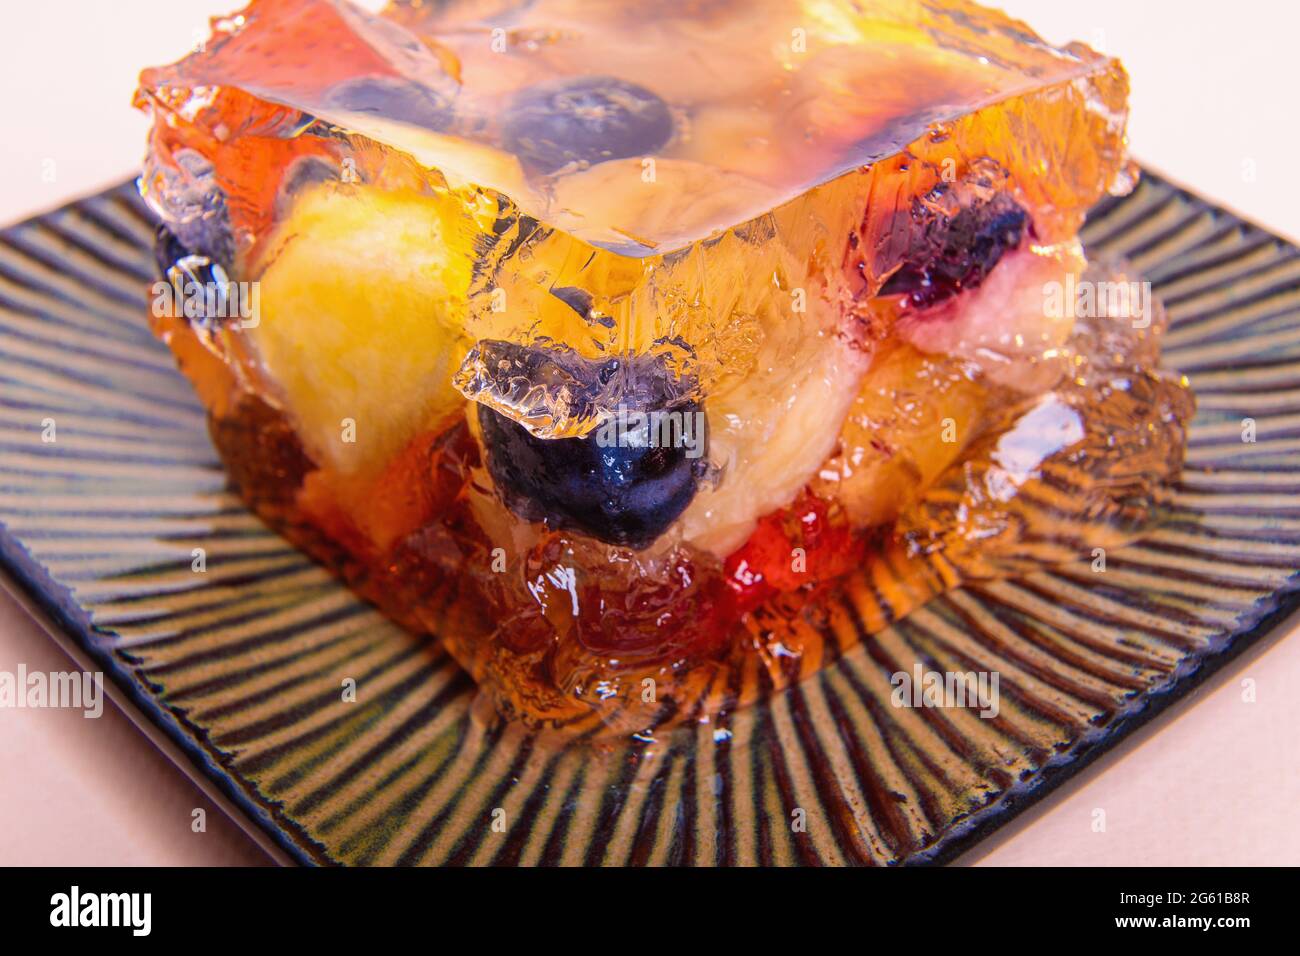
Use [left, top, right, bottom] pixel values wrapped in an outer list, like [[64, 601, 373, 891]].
[[139, 0, 1128, 252], [136, 0, 1190, 735]]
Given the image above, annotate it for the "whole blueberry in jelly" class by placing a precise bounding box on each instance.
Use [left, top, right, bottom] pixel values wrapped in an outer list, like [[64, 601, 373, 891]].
[[502, 76, 675, 173], [324, 75, 453, 132], [474, 348, 708, 549]]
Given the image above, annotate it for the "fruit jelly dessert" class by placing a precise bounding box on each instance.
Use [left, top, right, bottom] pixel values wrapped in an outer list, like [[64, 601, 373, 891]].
[[136, 0, 1193, 734]]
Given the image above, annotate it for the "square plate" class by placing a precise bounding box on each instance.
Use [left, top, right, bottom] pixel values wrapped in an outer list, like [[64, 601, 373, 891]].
[[2, 171, 1298, 865]]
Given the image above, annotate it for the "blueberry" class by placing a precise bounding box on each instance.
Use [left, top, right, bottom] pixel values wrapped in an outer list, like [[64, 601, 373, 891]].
[[502, 76, 674, 173], [143, 148, 235, 267], [153, 224, 240, 328], [153, 223, 188, 281], [274, 156, 345, 221], [473, 347, 707, 549], [323, 75, 453, 132], [879, 191, 1028, 308], [153, 224, 225, 285]]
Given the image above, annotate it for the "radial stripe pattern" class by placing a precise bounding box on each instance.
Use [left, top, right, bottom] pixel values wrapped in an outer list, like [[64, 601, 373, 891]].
[[1, 173, 1297, 865]]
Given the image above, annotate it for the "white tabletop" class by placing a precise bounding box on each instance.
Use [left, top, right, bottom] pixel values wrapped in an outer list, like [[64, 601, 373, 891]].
[[0, 0, 1297, 866]]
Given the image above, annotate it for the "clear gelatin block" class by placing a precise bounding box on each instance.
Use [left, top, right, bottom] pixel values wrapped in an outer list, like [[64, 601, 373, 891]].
[[136, 0, 1193, 734]]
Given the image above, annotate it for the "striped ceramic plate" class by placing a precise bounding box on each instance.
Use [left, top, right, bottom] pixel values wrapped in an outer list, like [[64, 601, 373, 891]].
[[2, 171, 1298, 865]]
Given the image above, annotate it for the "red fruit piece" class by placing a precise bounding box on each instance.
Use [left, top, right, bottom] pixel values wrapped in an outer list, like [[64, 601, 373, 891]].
[[723, 489, 863, 615]]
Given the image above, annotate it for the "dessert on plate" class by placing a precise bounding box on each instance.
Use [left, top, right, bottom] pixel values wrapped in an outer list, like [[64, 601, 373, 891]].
[[135, 0, 1194, 734]]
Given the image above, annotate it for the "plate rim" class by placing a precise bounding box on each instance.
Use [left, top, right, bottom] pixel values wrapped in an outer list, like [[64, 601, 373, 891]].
[[7, 435, 1299, 867], [0, 528, 309, 865]]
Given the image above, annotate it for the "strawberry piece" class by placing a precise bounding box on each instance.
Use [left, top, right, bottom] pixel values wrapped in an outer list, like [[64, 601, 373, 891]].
[[723, 489, 864, 615]]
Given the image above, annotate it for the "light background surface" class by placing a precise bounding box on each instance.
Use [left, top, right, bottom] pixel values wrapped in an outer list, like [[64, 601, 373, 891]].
[[0, 0, 1297, 865]]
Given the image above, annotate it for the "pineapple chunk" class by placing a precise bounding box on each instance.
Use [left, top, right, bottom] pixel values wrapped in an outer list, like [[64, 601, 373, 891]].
[[250, 183, 473, 476]]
